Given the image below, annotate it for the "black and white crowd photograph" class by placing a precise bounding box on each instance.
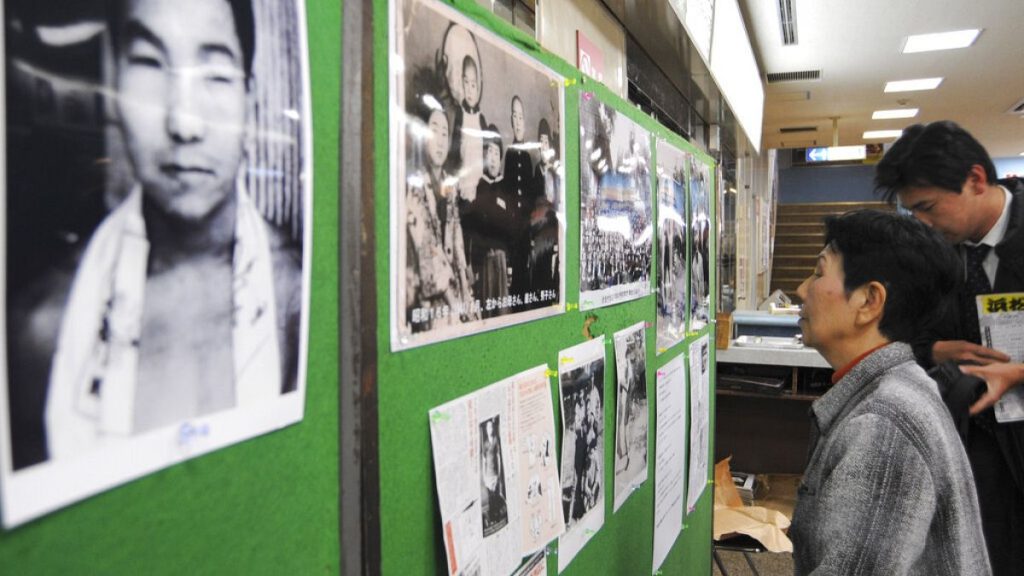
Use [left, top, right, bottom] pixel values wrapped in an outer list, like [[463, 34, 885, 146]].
[[612, 322, 648, 512], [655, 141, 689, 352], [578, 93, 653, 311], [0, 0, 311, 527], [688, 156, 712, 330], [390, 0, 566, 350]]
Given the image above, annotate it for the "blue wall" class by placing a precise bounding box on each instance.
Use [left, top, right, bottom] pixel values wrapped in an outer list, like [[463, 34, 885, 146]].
[[778, 163, 877, 204], [779, 156, 1024, 204], [996, 157, 1024, 178]]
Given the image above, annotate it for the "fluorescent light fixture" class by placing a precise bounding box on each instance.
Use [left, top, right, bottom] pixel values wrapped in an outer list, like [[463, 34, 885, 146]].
[[884, 78, 943, 92], [863, 130, 903, 139], [902, 29, 981, 53], [872, 108, 919, 120]]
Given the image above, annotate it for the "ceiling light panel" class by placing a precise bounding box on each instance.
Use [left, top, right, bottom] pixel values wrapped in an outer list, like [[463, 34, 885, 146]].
[[864, 130, 903, 139], [884, 78, 943, 92], [902, 29, 981, 53], [872, 108, 919, 120]]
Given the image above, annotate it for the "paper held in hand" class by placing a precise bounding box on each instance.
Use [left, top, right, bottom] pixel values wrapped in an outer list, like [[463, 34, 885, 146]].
[[976, 292, 1024, 423]]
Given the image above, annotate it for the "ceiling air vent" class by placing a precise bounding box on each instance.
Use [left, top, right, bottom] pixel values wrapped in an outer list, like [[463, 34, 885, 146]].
[[780, 126, 817, 134], [1006, 97, 1024, 115], [777, 0, 798, 45], [767, 70, 821, 84]]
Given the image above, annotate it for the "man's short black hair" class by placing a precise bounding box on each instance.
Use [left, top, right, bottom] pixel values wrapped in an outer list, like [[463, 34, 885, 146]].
[[823, 209, 960, 343], [874, 121, 997, 203], [107, 0, 256, 81]]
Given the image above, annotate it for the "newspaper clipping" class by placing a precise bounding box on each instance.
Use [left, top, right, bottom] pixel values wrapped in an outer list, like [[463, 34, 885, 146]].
[[687, 335, 711, 512], [428, 365, 564, 576]]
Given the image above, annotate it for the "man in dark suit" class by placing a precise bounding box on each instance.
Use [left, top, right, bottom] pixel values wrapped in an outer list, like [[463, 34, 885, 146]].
[[875, 120, 1024, 575]]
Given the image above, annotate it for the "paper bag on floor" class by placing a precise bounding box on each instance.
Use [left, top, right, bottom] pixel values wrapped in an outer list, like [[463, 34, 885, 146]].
[[712, 457, 793, 553]]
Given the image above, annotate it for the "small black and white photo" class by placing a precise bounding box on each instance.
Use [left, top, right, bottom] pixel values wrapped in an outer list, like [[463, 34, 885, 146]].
[[390, 0, 565, 350], [558, 359, 604, 527], [612, 322, 648, 512], [1, 0, 311, 527], [578, 92, 653, 311], [479, 415, 509, 536], [655, 141, 689, 352], [688, 155, 712, 330], [555, 336, 606, 571]]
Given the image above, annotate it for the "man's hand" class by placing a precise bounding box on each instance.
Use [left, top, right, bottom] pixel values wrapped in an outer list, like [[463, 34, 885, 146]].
[[933, 340, 1010, 365], [961, 362, 1024, 415]]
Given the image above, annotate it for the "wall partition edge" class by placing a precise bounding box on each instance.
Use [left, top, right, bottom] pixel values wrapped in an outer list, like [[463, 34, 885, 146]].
[[340, 0, 382, 574]]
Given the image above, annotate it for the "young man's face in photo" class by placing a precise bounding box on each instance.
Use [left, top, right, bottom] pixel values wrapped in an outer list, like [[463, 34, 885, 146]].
[[539, 133, 552, 163], [426, 110, 450, 169], [511, 98, 525, 143], [484, 142, 501, 178], [462, 62, 479, 108], [115, 0, 248, 222]]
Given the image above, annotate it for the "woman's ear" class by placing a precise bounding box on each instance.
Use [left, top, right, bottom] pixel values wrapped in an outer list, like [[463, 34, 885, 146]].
[[856, 281, 887, 326]]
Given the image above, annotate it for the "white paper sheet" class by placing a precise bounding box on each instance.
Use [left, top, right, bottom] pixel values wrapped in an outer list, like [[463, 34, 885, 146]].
[[977, 293, 1024, 423], [687, 335, 711, 512], [652, 353, 687, 573], [612, 321, 649, 512], [429, 365, 564, 576], [556, 337, 606, 573]]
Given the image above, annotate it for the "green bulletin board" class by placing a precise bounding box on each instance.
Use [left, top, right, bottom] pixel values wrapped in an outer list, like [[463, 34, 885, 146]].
[[373, 1, 718, 573], [0, 1, 342, 574]]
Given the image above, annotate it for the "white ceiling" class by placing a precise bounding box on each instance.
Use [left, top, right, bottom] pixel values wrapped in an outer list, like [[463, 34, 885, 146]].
[[739, 0, 1024, 158]]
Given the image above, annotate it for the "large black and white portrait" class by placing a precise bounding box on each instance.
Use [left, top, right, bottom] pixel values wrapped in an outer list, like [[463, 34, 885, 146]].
[[578, 93, 652, 311], [688, 155, 712, 330], [655, 141, 688, 352], [0, 0, 311, 527], [612, 322, 648, 512], [389, 0, 565, 351]]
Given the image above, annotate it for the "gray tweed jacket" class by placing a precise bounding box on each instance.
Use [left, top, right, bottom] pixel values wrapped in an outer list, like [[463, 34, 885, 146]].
[[790, 343, 991, 575]]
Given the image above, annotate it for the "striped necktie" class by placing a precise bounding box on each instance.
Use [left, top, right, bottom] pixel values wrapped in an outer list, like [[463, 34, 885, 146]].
[[961, 244, 991, 344]]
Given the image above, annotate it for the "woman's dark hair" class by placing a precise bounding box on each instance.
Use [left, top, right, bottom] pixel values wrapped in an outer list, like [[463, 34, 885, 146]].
[[107, 0, 256, 81], [874, 121, 997, 203], [823, 209, 960, 343]]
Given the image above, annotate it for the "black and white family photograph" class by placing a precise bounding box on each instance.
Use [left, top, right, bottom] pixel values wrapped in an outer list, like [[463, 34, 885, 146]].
[[612, 322, 648, 512], [559, 360, 604, 527], [1, 0, 311, 527], [390, 0, 565, 350], [556, 336, 606, 571], [688, 155, 712, 330], [578, 93, 652, 311], [479, 415, 509, 536], [655, 141, 689, 352]]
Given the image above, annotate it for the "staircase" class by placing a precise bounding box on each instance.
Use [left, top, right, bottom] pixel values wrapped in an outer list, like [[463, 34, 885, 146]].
[[770, 202, 894, 302]]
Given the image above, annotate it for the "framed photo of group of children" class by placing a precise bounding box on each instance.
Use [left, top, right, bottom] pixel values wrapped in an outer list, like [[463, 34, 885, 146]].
[[389, 0, 567, 351]]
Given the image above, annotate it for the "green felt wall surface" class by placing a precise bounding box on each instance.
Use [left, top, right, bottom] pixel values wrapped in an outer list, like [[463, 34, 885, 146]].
[[374, 2, 718, 574], [0, 1, 342, 573]]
